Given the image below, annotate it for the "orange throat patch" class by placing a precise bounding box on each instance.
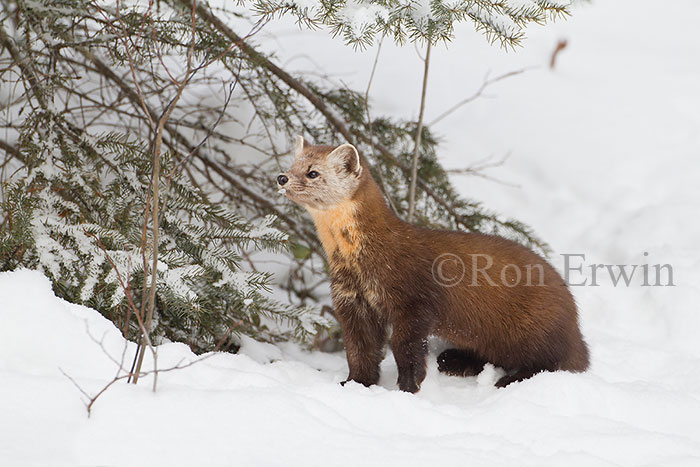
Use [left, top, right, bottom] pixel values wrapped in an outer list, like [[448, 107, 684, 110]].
[[308, 201, 362, 261]]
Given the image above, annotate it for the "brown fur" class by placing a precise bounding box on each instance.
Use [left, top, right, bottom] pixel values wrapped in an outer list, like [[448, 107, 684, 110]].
[[278, 137, 589, 392]]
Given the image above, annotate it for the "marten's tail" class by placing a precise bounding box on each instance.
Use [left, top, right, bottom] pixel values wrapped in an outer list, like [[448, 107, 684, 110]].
[[561, 333, 590, 373], [437, 348, 487, 377]]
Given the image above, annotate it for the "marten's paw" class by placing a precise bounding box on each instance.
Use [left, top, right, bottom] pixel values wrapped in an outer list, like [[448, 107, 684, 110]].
[[340, 377, 377, 388], [395, 360, 427, 393], [437, 348, 487, 377], [397, 373, 420, 393], [495, 368, 542, 388]]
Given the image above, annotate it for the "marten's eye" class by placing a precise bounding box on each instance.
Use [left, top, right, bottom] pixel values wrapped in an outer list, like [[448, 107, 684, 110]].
[[306, 170, 319, 179]]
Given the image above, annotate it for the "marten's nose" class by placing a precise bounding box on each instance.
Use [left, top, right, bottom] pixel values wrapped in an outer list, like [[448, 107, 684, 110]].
[[277, 174, 288, 186]]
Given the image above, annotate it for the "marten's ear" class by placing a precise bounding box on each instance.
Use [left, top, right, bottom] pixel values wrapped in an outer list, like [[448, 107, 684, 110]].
[[327, 144, 362, 177], [293, 135, 306, 158]]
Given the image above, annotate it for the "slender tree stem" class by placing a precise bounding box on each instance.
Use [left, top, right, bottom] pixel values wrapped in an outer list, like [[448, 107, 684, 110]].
[[407, 41, 431, 222], [131, 1, 198, 386]]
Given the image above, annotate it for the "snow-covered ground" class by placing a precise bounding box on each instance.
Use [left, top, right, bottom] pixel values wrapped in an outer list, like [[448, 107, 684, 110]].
[[2, 0, 700, 465]]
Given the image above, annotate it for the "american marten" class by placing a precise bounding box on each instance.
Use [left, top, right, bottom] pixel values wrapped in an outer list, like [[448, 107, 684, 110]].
[[277, 136, 589, 392]]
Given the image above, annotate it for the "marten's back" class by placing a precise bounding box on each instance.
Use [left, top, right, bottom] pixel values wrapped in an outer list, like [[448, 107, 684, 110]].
[[348, 218, 588, 373], [405, 227, 588, 372]]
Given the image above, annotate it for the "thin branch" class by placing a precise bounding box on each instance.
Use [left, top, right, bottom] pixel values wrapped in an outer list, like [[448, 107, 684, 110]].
[[172, 64, 241, 174], [361, 36, 398, 214], [0, 138, 23, 165], [407, 41, 431, 222], [429, 68, 531, 126], [60, 353, 214, 417], [444, 152, 520, 188], [133, 0, 199, 386]]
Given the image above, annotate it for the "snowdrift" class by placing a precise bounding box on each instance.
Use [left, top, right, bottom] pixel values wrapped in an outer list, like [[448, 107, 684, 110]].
[[1, 269, 699, 466]]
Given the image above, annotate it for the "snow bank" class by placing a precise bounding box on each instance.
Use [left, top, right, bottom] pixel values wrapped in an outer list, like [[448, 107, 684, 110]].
[[1, 268, 699, 466]]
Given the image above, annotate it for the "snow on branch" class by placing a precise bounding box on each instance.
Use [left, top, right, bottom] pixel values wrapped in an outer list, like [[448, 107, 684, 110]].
[[248, 0, 571, 48]]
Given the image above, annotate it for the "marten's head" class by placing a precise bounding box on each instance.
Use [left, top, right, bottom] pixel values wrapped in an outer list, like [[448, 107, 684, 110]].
[[277, 136, 363, 210]]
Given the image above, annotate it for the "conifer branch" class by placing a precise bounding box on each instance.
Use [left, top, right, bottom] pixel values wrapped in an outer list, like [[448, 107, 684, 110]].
[[0, 0, 550, 365], [183, 2, 545, 250]]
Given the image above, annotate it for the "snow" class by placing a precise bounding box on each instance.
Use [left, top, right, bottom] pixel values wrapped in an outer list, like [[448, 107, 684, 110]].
[[3, 0, 700, 465], [339, 0, 390, 38], [2, 269, 700, 466]]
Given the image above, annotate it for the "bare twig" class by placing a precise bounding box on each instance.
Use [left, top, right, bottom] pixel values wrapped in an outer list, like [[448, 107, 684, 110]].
[[172, 64, 241, 174], [407, 41, 431, 222], [361, 37, 398, 214], [363, 38, 382, 156], [92, 0, 157, 130], [60, 353, 214, 417], [132, 0, 201, 386], [444, 152, 520, 188], [429, 68, 531, 126]]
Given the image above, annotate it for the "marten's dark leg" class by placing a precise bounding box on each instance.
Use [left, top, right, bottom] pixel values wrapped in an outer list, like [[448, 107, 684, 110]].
[[390, 320, 430, 393], [335, 297, 387, 387], [495, 368, 543, 388], [437, 348, 487, 377]]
